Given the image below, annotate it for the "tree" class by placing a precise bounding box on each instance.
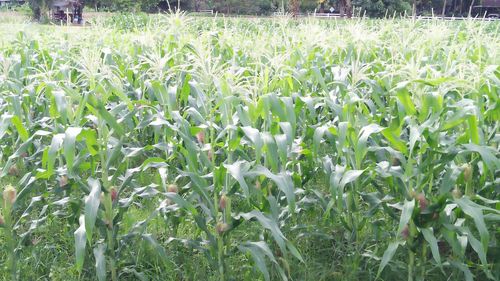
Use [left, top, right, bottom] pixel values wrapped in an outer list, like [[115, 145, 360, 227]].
[[353, 0, 411, 17], [413, 0, 416, 18], [29, 0, 52, 21], [319, 0, 326, 12], [290, 0, 300, 15], [338, 0, 353, 17]]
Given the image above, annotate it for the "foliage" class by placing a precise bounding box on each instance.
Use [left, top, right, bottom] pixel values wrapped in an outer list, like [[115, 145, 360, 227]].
[[27, 0, 52, 20], [0, 15, 500, 281], [353, 0, 412, 17]]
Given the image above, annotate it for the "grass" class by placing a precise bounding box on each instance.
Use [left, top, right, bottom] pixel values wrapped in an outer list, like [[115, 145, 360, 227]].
[[0, 12, 499, 281]]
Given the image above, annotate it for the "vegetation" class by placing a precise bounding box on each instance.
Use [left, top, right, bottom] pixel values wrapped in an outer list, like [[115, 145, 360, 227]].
[[0, 13, 499, 281], [20, 0, 488, 19]]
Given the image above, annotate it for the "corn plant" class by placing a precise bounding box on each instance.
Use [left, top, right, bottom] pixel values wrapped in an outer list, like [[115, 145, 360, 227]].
[[0, 13, 499, 281]]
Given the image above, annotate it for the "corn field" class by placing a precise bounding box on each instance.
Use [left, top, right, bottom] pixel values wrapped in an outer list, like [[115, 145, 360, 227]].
[[0, 13, 499, 281]]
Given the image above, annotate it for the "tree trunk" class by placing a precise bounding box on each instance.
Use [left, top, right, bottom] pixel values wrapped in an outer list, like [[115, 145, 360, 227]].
[[30, 0, 50, 21], [345, 0, 352, 17], [412, 0, 416, 19], [442, 0, 447, 17], [290, 0, 300, 17], [195, 0, 200, 12], [468, 0, 475, 17]]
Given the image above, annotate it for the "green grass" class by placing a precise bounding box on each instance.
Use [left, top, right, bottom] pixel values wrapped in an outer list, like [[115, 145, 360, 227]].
[[0, 12, 499, 281]]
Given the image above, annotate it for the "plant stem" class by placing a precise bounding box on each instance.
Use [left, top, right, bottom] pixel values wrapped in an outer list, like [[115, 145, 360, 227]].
[[98, 120, 117, 281], [420, 244, 426, 281], [4, 201, 16, 281], [408, 249, 415, 281], [105, 195, 117, 281]]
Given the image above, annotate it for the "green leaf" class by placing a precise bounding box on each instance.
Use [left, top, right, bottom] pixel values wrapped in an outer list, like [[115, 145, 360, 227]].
[[11, 115, 29, 142], [93, 244, 107, 281], [241, 126, 263, 162], [381, 127, 408, 155], [96, 102, 125, 137], [421, 228, 441, 265], [224, 161, 251, 197], [462, 144, 499, 171], [377, 241, 400, 277], [142, 234, 169, 262], [164, 192, 198, 215], [449, 261, 474, 281], [467, 115, 480, 144], [395, 87, 417, 116], [63, 127, 82, 177], [455, 197, 489, 251], [397, 199, 415, 236], [38, 133, 65, 179], [85, 178, 101, 243], [250, 166, 295, 212], [239, 210, 287, 253], [313, 126, 328, 157], [356, 124, 383, 168], [0, 114, 13, 139], [74, 216, 86, 273], [340, 170, 364, 189], [238, 241, 277, 281], [262, 132, 279, 172]]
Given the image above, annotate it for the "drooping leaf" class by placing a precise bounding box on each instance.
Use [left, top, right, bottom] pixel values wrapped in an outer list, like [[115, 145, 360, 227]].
[[377, 241, 401, 277], [93, 244, 107, 281], [85, 178, 101, 243]]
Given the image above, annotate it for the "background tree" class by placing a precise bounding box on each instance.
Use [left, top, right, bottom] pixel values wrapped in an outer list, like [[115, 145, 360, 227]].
[[353, 0, 411, 17], [22, 0, 471, 17], [338, 0, 353, 17], [289, 0, 300, 15], [29, 0, 51, 20], [319, 0, 326, 12]]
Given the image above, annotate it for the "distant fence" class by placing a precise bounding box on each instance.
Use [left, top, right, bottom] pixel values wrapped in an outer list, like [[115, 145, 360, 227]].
[[272, 11, 357, 18], [310, 12, 342, 18], [198, 9, 213, 14], [0, 0, 26, 6], [417, 15, 499, 20], [272, 11, 498, 20]]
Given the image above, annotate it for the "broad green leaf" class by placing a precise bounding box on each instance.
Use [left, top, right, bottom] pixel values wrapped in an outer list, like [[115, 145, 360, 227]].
[[421, 228, 441, 265], [467, 115, 480, 144], [0, 114, 13, 140], [239, 241, 284, 281], [339, 170, 364, 189], [381, 127, 408, 155], [74, 216, 86, 273], [96, 102, 125, 137], [93, 244, 107, 281], [63, 127, 82, 177], [224, 161, 251, 197], [395, 88, 416, 116], [449, 261, 474, 281], [397, 199, 415, 236], [377, 241, 400, 277], [85, 178, 101, 243], [455, 197, 489, 250], [142, 234, 169, 261], [11, 115, 29, 142], [462, 144, 499, 171], [38, 133, 64, 179], [250, 166, 295, 212], [356, 124, 383, 168], [242, 126, 263, 163], [239, 210, 287, 253]]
